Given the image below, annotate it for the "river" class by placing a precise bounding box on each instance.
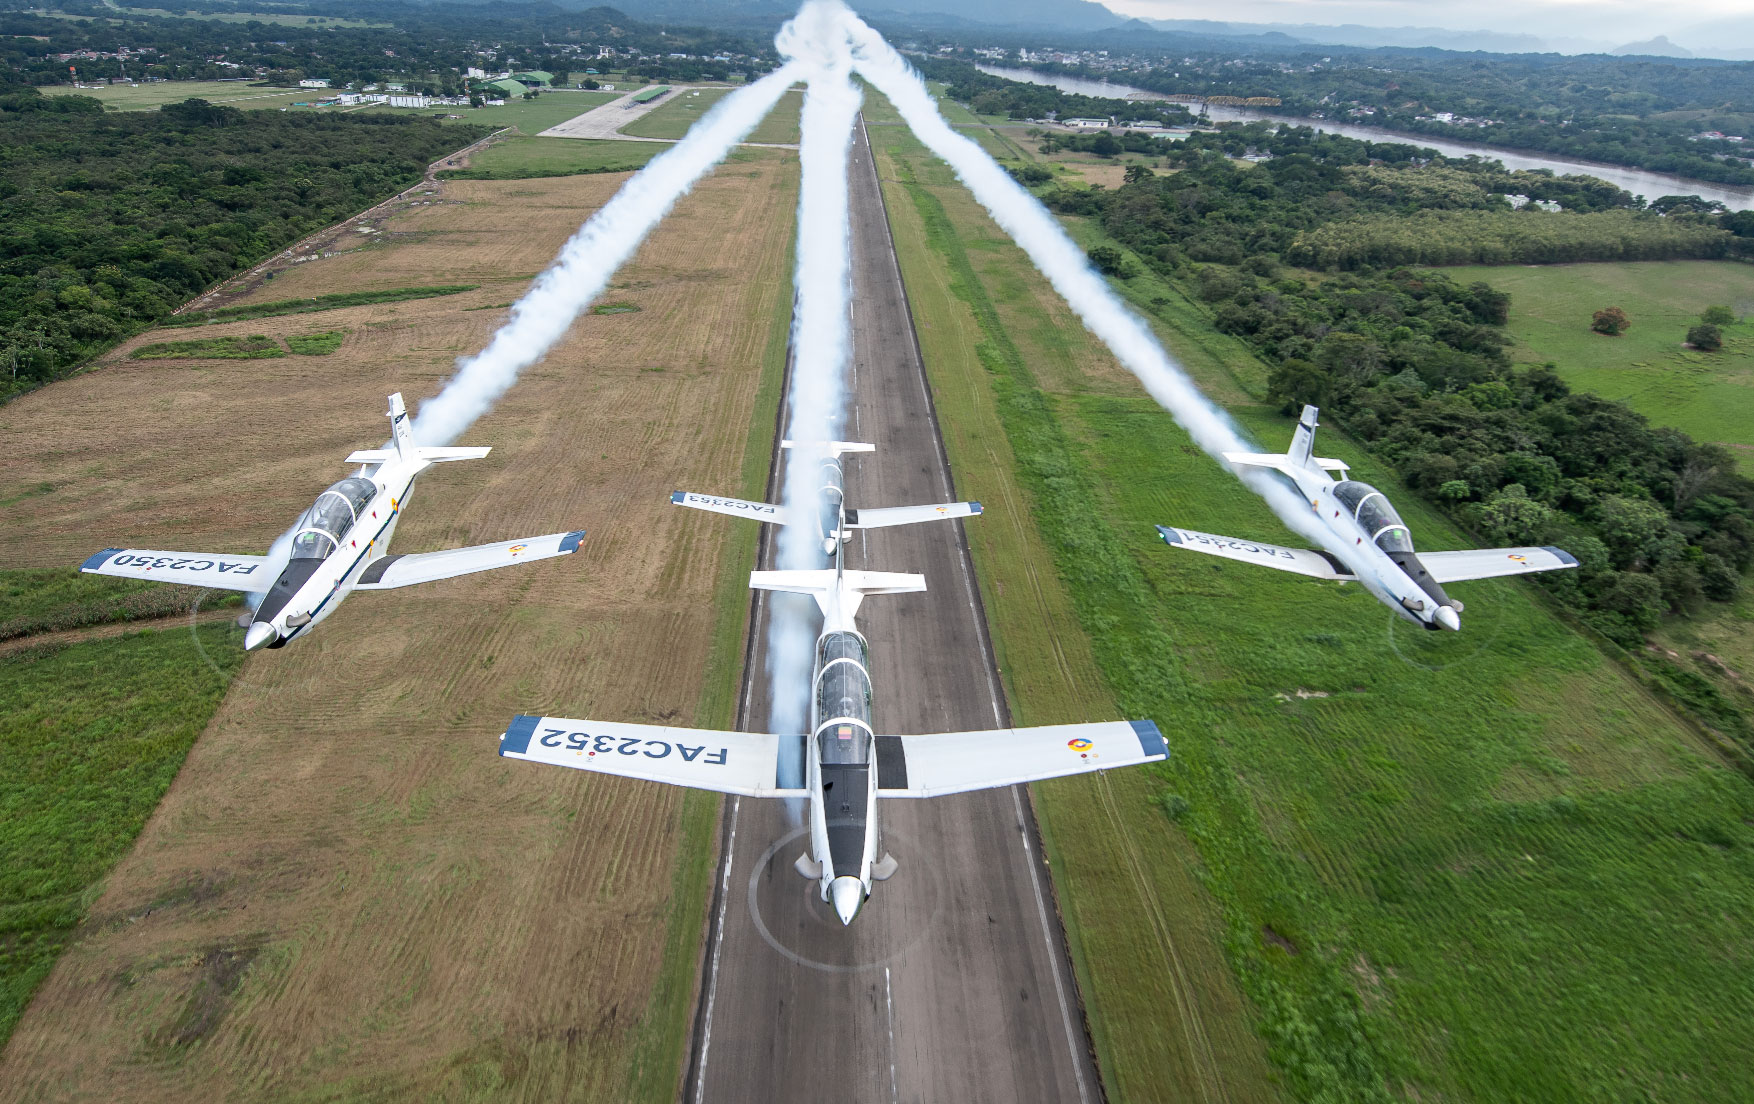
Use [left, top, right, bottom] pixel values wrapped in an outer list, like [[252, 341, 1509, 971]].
[[974, 64, 1754, 211]]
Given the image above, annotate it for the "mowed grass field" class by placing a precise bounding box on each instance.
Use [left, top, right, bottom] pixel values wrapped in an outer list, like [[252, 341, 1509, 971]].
[[44, 80, 305, 110], [406, 90, 620, 132], [870, 115, 1754, 1102], [441, 136, 665, 180], [620, 86, 802, 144], [0, 148, 798, 1099], [1447, 261, 1754, 474]]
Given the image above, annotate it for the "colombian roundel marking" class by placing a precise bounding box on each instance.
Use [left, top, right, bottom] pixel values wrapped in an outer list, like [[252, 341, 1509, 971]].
[[509, 544, 528, 556], [1067, 737, 1092, 751], [1509, 554, 1527, 562]]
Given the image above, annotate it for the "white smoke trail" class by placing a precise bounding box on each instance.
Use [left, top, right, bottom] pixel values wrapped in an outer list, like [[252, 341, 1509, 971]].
[[839, 15, 1352, 556], [765, 1, 863, 789], [249, 67, 803, 613], [410, 63, 805, 446]]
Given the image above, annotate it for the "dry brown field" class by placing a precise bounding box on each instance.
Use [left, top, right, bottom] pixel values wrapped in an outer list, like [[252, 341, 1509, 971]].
[[0, 149, 796, 1100]]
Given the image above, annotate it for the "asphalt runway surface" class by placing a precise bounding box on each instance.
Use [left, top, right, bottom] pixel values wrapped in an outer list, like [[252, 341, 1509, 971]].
[[685, 117, 1103, 1104]]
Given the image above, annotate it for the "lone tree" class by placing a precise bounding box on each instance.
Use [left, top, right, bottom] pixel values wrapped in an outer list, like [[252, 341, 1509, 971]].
[[1701, 305, 1736, 326], [1688, 323, 1724, 351], [1591, 306, 1630, 336]]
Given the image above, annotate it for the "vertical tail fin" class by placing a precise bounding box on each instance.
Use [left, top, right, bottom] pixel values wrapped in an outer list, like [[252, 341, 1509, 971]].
[[1288, 404, 1319, 469], [388, 393, 416, 463]]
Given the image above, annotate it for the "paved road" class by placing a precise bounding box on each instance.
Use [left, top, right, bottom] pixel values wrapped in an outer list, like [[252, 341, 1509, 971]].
[[538, 84, 686, 140], [686, 117, 1102, 1104]]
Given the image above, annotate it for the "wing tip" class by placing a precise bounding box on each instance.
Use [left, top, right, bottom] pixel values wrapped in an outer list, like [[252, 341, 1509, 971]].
[[501, 714, 540, 756], [1155, 525, 1182, 545], [79, 547, 125, 572], [670, 491, 685, 505], [559, 530, 587, 554], [1543, 545, 1578, 567], [969, 501, 983, 515], [1129, 719, 1169, 761]]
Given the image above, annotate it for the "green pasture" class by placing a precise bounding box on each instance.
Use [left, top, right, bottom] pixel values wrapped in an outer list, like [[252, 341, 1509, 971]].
[[43, 80, 302, 110], [874, 120, 1754, 1103], [438, 136, 663, 181], [1448, 261, 1754, 474], [164, 285, 477, 328], [347, 90, 617, 132], [619, 86, 802, 144], [101, 2, 386, 27], [0, 568, 230, 641], [133, 334, 283, 360], [0, 588, 244, 1046]]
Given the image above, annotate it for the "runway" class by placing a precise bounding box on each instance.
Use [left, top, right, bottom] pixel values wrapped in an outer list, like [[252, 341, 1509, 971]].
[[685, 117, 1103, 1103]]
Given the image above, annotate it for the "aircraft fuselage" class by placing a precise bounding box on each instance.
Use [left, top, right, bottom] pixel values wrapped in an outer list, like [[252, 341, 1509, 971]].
[[1278, 463, 1462, 631], [247, 458, 422, 649], [798, 587, 890, 924]]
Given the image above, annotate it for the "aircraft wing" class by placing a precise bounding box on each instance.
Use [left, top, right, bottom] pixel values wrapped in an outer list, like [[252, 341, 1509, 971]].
[[498, 714, 806, 798], [1155, 526, 1353, 580], [671, 491, 793, 525], [353, 530, 584, 590], [847, 501, 982, 529], [1419, 546, 1578, 583], [79, 547, 274, 592], [876, 720, 1166, 798]]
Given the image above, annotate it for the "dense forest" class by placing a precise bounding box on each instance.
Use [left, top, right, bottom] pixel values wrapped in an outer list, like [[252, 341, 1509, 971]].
[[0, 89, 488, 397], [1032, 123, 1754, 639], [1000, 50, 1754, 186], [0, 2, 777, 90]]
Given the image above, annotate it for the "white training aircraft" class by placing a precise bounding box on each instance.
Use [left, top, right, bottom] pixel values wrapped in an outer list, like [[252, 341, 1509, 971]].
[[499, 558, 1166, 927], [669, 439, 980, 556], [80, 393, 585, 650], [1157, 405, 1577, 631]]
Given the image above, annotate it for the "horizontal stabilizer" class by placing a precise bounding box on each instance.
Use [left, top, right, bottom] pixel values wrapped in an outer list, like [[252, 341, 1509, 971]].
[[671, 490, 789, 525], [354, 530, 584, 590], [1221, 450, 1349, 475], [877, 720, 1167, 798], [1156, 526, 1353, 581], [499, 714, 807, 798], [79, 547, 274, 593], [780, 439, 875, 458], [749, 568, 926, 620], [848, 501, 982, 529], [346, 446, 491, 466], [1419, 546, 1578, 584]]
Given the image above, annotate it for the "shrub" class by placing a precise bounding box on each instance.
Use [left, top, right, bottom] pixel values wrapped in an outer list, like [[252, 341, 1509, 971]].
[[1687, 323, 1723, 351], [1701, 305, 1736, 326], [1591, 306, 1630, 335], [1087, 245, 1134, 277]]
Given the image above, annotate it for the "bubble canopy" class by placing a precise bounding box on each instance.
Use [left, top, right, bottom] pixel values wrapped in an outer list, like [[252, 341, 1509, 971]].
[[290, 477, 378, 560], [1333, 480, 1412, 554]]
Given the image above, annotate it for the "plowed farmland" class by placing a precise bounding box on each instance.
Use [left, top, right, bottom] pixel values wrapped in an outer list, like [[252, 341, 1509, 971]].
[[0, 148, 796, 1100]]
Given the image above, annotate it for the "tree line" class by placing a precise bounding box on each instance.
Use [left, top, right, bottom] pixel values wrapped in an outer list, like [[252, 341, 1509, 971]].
[[0, 89, 489, 398], [1030, 123, 1754, 639]]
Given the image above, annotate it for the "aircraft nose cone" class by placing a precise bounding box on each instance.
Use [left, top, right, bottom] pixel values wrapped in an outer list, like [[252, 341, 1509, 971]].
[[829, 876, 862, 926], [244, 621, 279, 650], [1434, 605, 1461, 631]]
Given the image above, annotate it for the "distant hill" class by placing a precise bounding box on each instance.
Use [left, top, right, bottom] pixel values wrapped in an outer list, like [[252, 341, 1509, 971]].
[[1138, 18, 1550, 54], [1610, 35, 1693, 58]]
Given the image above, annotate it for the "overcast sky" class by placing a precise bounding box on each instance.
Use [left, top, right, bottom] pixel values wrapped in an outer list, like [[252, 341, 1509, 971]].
[[1098, 0, 1749, 45]]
